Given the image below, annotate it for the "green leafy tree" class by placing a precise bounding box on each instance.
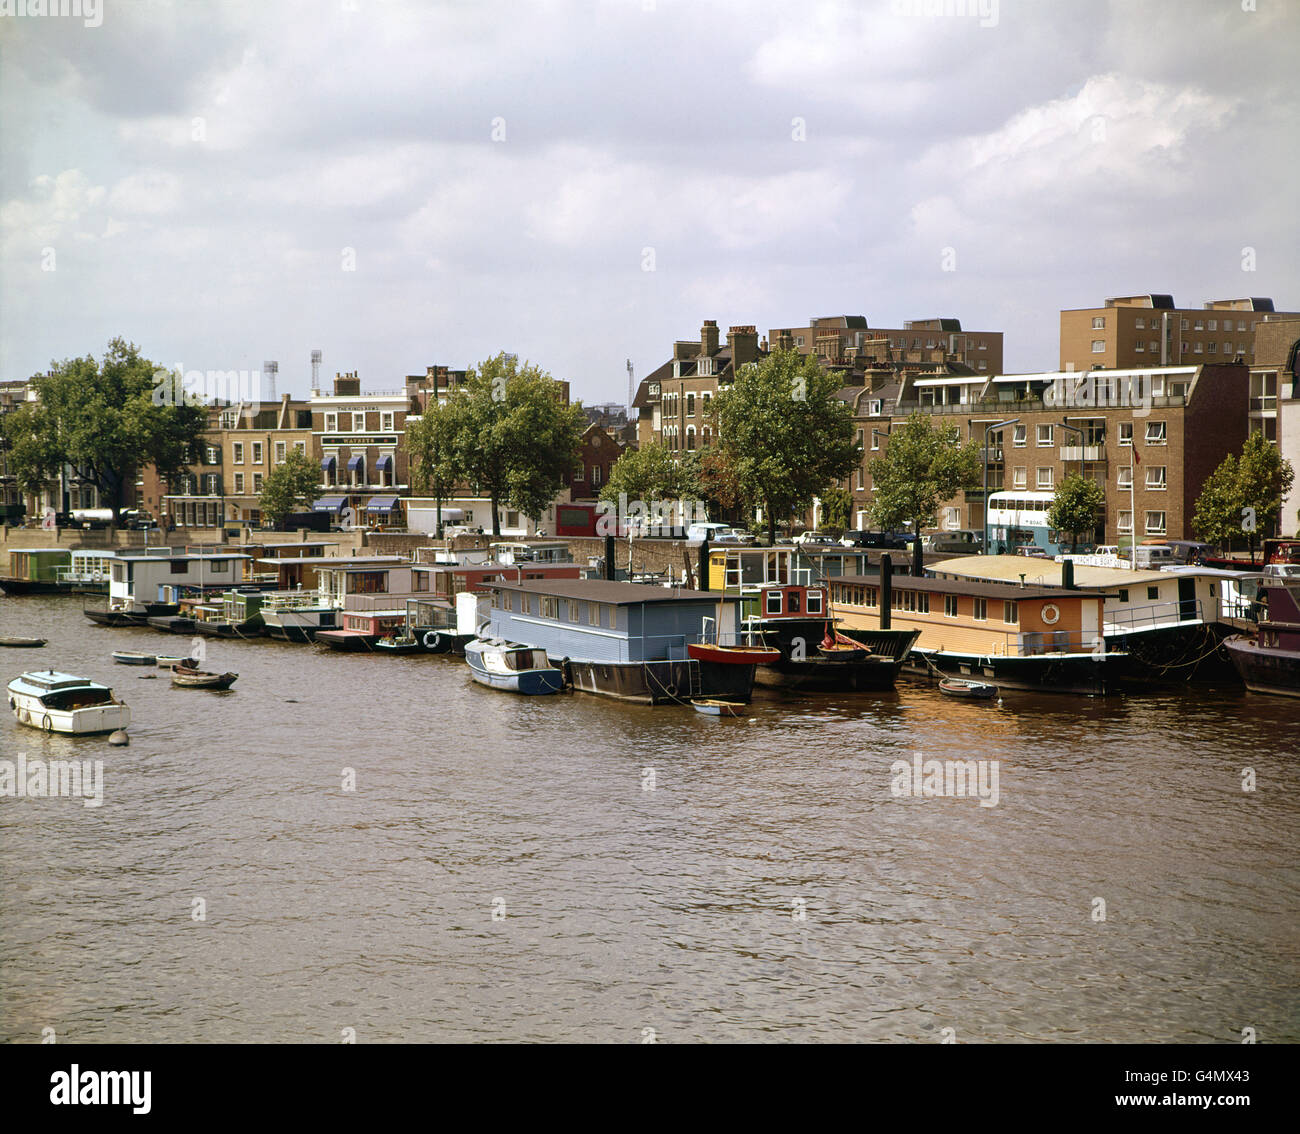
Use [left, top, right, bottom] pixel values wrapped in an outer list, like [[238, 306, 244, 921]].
[[444, 353, 584, 537], [406, 398, 460, 531], [819, 485, 853, 532], [1047, 473, 1106, 552], [258, 449, 322, 527], [713, 349, 858, 545], [1194, 433, 1296, 559], [599, 440, 697, 505], [867, 413, 982, 557], [1, 338, 206, 523]]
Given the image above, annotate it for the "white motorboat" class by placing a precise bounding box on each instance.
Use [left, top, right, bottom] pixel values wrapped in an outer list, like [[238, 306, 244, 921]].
[[7, 671, 131, 735]]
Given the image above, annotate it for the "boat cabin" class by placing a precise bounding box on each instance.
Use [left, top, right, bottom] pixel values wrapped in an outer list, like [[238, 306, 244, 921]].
[[108, 548, 253, 610], [2, 548, 71, 584], [704, 545, 907, 594], [410, 560, 585, 600]]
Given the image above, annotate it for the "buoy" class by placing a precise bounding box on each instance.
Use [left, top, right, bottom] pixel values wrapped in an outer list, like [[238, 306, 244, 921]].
[[108, 730, 130, 746]]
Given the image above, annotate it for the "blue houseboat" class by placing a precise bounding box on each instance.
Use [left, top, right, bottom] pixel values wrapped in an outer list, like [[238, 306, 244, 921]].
[[477, 579, 756, 704]]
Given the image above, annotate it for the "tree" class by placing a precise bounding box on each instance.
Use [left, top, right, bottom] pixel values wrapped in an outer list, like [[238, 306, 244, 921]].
[[405, 398, 459, 532], [819, 486, 853, 532], [1047, 473, 1106, 552], [713, 349, 859, 545], [600, 440, 697, 505], [1, 338, 206, 523], [1193, 433, 1295, 559], [258, 449, 322, 527], [867, 412, 982, 565], [444, 353, 585, 537]]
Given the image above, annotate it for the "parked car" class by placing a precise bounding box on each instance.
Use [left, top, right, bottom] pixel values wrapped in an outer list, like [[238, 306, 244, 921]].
[[1015, 546, 1050, 559], [794, 530, 839, 545], [840, 529, 909, 549], [930, 529, 984, 554], [686, 521, 738, 543]]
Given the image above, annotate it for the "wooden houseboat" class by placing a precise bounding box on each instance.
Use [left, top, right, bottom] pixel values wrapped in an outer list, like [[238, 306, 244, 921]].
[[0, 549, 73, 594], [255, 555, 406, 642], [477, 579, 757, 704], [85, 548, 252, 625]]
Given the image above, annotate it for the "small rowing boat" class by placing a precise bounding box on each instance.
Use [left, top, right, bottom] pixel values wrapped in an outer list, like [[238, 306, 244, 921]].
[[0, 636, 47, 648], [112, 650, 157, 666], [938, 678, 999, 700], [171, 664, 238, 690], [691, 698, 749, 717]]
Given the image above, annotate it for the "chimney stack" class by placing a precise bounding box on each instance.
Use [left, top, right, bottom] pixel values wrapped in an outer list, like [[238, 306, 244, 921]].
[[728, 325, 760, 368], [701, 319, 719, 357]]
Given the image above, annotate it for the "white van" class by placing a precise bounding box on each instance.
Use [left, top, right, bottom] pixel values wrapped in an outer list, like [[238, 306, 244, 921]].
[[687, 522, 737, 543], [1134, 544, 1175, 569]]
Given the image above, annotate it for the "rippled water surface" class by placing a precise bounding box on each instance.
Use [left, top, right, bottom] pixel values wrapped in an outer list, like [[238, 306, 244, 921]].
[[1, 595, 1297, 1042]]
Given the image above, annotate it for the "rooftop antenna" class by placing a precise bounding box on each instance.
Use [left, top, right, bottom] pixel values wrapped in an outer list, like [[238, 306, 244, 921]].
[[311, 350, 322, 393], [626, 358, 634, 413], [263, 360, 278, 403]]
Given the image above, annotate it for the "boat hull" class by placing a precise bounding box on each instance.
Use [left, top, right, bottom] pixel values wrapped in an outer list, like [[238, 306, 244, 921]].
[[7, 681, 131, 735], [563, 657, 755, 704], [905, 649, 1130, 697], [112, 651, 157, 666], [465, 642, 565, 695], [1224, 636, 1300, 698], [192, 619, 264, 639], [0, 579, 65, 595], [314, 630, 379, 652]]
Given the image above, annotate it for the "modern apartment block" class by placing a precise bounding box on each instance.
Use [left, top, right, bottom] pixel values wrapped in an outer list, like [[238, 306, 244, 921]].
[[771, 315, 1004, 375], [1252, 318, 1300, 535], [1059, 295, 1300, 373], [850, 363, 1250, 546]]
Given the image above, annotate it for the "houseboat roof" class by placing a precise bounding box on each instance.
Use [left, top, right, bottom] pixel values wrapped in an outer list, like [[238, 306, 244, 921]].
[[114, 550, 252, 562], [835, 573, 1076, 602], [256, 555, 407, 567], [929, 554, 1183, 589], [487, 579, 733, 605]]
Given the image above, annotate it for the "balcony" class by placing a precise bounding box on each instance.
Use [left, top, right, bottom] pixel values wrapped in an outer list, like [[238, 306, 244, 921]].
[[1059, 445, 1106, 462]]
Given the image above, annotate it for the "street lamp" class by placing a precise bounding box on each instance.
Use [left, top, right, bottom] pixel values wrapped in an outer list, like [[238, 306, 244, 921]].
[[983, 418, 1019, 555]]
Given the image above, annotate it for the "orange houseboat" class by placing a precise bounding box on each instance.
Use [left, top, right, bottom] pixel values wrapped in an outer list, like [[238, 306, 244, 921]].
[[829, 574, 1133, 695]]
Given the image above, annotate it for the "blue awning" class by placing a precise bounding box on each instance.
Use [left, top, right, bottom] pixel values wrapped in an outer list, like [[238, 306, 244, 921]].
[[320, 455, 336, 472], [347, 455, 365, 472], [312, 496, 347, 513], [365, 496, 401, 514], [375, 454, 393, 473]]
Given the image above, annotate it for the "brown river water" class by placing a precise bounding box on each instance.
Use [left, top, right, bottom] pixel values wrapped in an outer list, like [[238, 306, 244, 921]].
[[1, 593, 1296, 1042]]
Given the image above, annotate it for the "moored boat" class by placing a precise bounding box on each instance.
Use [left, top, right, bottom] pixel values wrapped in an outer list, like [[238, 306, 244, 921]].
[[7, 670, 131, 734], [171, 665, 238, 690], [464, 638, 565, 694], [1224, 578, 1300, 698], [0, 636, 47, 648], [112, 650, 157, 666], [939, 678, 999, 700], [691, 698, 749, 717]]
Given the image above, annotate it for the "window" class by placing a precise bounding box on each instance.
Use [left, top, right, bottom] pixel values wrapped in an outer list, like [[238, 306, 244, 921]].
[[766, 591, 783, 614], [1091, 340, 1106, 353], [353, 412, 365, 432], [592, 465, 602, 487], [1117, 466, 1133, 489], [1013, 424, 1027, 447], [1118, 588, 1129, 603], [325, 413, 337, 433], [1237, 320, 1247, 332], [221, 410, 237, 429], [870, 432, 880, 451], [944, 594, 958, 618], [234, 473, 245, 494], [686, 394, 695, 418], [382, 412, 394, 432], [539, 596, 557, 619], [1135, 317, 1145, 330], [866, 587, 878, 608], [1144, 511, 1166, 534], [1145, 466, 1166, 489], [1194, 342, 1203, 354], [1135, 341, 1145, 352], [588, 603, 601, 626], [1118, 422, 1133, 446], [1181, 319, 1189, 330], [205, 445, 219, 464], [1003, 601, 1018, 623], [1145, 421, 1167, 444], [1037, 424, 1054, 446], [870, 399, 884, 416], [1207, 319, 1217, 331], [1147, 586, 1160, 600], [252, 442, 263, 464], [275, 442, 286, 464], [1013, 466, 1027, 489], [857, 467, 865, 491], [1149, 341, 1159, 353], [572, 463, 585, 481], [807, 591, 823, 614], [1118, 510, 1133, 533], [1036, 467, 1053, 489], [1092, 316, 1105, 329], [233, 443, 244, 464], [253, 473, 263, 492], [566, 600, 579, 623], [973, 597, 987, 621], [1194, 320, 1204, 331]]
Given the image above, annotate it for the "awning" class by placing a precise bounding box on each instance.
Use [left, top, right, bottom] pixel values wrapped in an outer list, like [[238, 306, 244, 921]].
[[312, 496, 347, 513], [375, 454, 393, 473], [365, 496, 401, 514], [347, 455, 365, 473], [320, 455, 336, 473]]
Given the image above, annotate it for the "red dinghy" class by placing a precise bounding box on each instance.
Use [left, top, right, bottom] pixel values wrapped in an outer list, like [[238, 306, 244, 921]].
[[686, 641, 781, 665]]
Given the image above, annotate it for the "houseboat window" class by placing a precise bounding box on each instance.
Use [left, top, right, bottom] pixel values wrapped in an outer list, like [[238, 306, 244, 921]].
[[566, 600, 580, 622], [502, 592, 512, 611], [1003, 600, 1018, 623], [210, 560, 228, 572], [867, 587, 878, 608], [413, 573, 428, 592], [973, 598, 988, 621], [900, 591, 914, 612], [944, 595, 958, 618], [807, 591, 822, 614], [766, 591, 783, 614], [1209, 584, 1216, 597], [540, 597, 558, 619], [1147, 586, 1159, 600], [588, 603, 601, 626], [918, 593, 930, 613], [348, 572, 387, 594], [788, 591, 802, 613], [170, 560, 187, 574], [1118, 589, 1128, 602], [521, 594, 531, 614]]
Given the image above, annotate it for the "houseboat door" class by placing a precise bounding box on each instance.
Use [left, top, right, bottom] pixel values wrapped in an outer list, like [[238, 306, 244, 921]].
[[1178, 577, 1198, 621]]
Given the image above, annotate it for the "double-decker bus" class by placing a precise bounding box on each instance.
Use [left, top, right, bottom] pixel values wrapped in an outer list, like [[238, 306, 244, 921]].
[[985, 491, 1064, 556]]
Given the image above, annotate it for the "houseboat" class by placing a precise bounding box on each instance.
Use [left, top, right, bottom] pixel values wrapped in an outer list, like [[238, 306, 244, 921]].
[[829, 572, 1130, 696], [255, 555, 406, 642], [190, 590, 266, 638], [1224, 578, 1300, 697], [8, 670, 131, 734], [928, 554, 1236, 684], [85, 548, 252, 625], [57, 550, 116, 594], [476, 578, 757, 704], [0, 549, 73, 595], [315, 609, 410, 652]]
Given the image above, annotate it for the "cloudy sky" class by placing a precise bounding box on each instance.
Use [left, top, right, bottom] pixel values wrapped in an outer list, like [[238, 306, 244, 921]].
[[2, 0, 1297, 405]]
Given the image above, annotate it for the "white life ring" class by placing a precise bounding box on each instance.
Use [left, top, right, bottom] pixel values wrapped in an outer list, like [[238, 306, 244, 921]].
[[1041, 603, 1061, 626], [41, 713, 53, 732], [423, 630, 441, 650]]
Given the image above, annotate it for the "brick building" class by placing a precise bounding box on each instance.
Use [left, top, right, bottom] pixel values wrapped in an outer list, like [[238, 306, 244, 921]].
[[771, 314, 1004, 376], [1252, 318, 1300, 536]]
